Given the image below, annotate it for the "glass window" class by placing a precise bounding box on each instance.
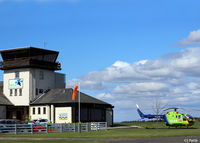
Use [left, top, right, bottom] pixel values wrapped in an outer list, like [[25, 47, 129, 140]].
[[10, 89, 13, 96], [33, 108, 35, 115], [38, 107, 41, 114], [15, 89, 17, 96], [36, 88, 38, 96], [15, 71, 19, 78], [39, 89, 43, 94], [19, 89, 22, 96], [39, 71, 44, 80], [183, 115, 186, 121], [43, 107, 46, 114], [178, 115, 181, 119]]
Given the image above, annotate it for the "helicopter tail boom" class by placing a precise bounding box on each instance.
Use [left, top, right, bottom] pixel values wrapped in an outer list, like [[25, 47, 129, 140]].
[[136, 104, 164, 119]]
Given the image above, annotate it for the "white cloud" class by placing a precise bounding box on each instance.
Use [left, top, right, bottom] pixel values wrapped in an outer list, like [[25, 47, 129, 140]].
[[168, 48, 200, 76], [66, 47, 200, 121], [96, 93, 114, 100], [113, 82, 168, 94], [177, 29, 200, 46]]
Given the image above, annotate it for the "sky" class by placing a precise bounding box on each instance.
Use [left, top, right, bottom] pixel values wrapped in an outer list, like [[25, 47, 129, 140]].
[[1, 0, 200, 122]]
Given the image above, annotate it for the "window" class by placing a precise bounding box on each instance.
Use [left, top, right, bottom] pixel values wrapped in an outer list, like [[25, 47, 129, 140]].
[[43, 107, 46, 114], [178, 115, 181, 119], [36, 88, 38, 96], [38, 107, 41, 114], [15, 71, 19, 79], [183, 115, 186, 121], [10, 89, 13, 96], [14, 89, 17, 96], [39, 89, 43, 94], [33, 108, 35, 115], [19, 89, 22, 96], [39, 71, 44, 80]]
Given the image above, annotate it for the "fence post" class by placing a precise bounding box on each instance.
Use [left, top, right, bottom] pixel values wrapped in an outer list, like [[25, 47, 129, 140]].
[[46, 124, 48, 133], [60, 124, 63, 133], [88, 122, 91, 131], [105, 122, 107, 130], [86, 123, 88, 132], [31, 124, 33, 134], [74, 123, 76, 132], [15, 124, 17, 134], [78, 123, 81, 133]]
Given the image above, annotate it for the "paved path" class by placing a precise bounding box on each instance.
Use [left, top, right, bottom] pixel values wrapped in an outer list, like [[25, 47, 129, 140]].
[[0, 136, 200, 143]]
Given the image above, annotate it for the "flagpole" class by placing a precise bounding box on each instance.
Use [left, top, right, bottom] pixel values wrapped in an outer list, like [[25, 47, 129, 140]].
[[78, 81, 80, 123], [78, 81, 81, 133]]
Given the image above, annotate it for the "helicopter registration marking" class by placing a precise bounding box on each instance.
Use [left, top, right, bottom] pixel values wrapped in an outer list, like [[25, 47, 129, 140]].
[[170, 120, 178, 123]]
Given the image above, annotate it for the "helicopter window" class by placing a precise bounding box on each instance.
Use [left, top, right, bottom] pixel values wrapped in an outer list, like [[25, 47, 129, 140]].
[[187, 115, 193, 119], [186, 115, 193, 121], [178, 115, 181, 119], [183, 115, 186, 121]]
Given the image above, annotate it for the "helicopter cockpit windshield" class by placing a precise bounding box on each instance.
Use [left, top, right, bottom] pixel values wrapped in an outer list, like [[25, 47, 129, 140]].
[[186, 114, 194, 121]]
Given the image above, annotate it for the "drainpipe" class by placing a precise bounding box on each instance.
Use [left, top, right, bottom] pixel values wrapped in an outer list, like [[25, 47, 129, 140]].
[[51, 104, 54, 123]]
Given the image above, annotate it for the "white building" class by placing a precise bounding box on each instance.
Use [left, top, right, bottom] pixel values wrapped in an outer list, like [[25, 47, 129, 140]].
[[0, 47, 114, 126]]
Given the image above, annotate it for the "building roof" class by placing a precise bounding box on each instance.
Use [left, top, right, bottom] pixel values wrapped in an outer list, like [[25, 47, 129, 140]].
[[0, 47, 61, 70], [0, 47, 59, 61], [31, 88, 113, 107], [0, 82, 13, 106]]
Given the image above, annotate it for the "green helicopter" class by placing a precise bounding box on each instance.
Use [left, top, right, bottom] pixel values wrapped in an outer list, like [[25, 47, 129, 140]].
[[136, 104, 194, 127]]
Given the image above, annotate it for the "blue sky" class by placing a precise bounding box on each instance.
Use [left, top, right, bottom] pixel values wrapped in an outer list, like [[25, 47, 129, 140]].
[[1, 0, 200, 122]]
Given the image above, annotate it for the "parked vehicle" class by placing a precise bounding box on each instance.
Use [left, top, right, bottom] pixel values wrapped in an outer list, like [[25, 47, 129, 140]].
[[21, 121, 45, 132], [0, 119, 21, 125], [33, 119, 51, 124], [0, 119, 22, 133]]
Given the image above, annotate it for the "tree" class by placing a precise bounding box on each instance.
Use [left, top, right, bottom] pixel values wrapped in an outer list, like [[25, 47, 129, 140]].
[[152, 96, 168, 121]]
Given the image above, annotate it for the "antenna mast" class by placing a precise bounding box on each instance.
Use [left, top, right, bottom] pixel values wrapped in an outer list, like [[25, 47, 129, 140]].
[[44, 40, 46, 49]]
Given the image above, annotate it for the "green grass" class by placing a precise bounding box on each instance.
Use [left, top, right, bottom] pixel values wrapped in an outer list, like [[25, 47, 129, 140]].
[[0, 121, 200, 141], [119, 121, 200, 129], [0, 140, 108, 143], [0, 128, 200, 138], [0, 141, 107, 143]]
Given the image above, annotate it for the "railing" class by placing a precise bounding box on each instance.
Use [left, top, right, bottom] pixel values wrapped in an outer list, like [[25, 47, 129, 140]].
[[0, 122, 107, 134]]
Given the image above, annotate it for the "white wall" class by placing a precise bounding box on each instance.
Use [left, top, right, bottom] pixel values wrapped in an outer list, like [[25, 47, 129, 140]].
[[30, 69, 56, 101], [3, 68, 66, 105], [55, 107, 72, 123], [30, 106, 72, 123], [3, 68, 30, 106], [30, 105, 50, 120]]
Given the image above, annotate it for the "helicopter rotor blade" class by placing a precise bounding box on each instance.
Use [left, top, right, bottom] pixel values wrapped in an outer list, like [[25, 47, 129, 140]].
[[163, 107, 179, 111]]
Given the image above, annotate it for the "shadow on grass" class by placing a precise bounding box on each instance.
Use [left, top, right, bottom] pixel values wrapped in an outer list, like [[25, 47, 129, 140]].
[[145, 127, 198, 129]]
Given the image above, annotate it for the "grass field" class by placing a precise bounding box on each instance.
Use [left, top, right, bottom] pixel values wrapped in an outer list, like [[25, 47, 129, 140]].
[[119, 120, 200, 129], [1, 141, 107, 143], [0, 121, 200, 143]]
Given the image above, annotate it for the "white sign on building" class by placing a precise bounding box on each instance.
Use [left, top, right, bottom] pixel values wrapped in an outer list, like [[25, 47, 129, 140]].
[[59, 113, 68, 120], [9, 79, 23, 89]]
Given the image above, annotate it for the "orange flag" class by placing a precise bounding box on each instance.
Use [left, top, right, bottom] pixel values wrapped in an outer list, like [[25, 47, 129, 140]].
[[72, 85, 78, 100]]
